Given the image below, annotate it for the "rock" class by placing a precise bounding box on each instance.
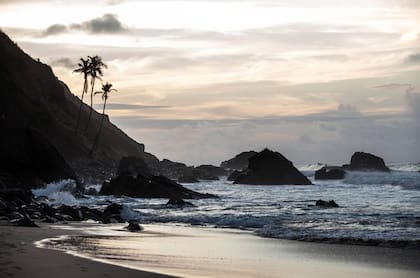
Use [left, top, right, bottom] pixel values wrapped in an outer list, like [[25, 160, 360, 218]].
[[233, 149, 312, 185], [0, 189, 34, 206], [157, 159, 193, 180], [315, 200, 339, 208], [10, 217, 39, 227], [57, 205, 83, 221], [84, 187, 98, 195], [42, 216, 57, 223], [100, 173, 217, 199], [227, 170, 242, 181], [104, 203, 123, 216], [315, 167, 346, 180], [345, 152, 390, 172], [178, 176, 199, 183], [195, 165, 227, 177], [221, 151, 257, 170], [118, 156, 152, 177], [166, 198, 194, 208], [125, 220, 143, 232]]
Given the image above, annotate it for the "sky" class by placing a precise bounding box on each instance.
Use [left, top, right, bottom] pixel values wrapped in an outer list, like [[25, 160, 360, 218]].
[[1, 0, 420, 165]]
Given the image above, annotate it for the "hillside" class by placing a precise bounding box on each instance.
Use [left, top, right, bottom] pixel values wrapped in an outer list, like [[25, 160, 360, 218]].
[[0, 31, 159, 186]]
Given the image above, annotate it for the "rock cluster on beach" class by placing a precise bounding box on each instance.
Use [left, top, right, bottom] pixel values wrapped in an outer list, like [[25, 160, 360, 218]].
[[233, 149, 312, 185], [0, 189, 130, 226]]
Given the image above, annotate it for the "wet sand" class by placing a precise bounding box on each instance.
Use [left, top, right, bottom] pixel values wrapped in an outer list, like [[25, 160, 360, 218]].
[[0, 222, 175, 278], [33, 223, 420, 278]]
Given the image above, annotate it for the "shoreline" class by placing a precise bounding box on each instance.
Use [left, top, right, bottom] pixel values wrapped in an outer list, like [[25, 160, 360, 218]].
[[8, 221, 420, 278], [0, 221, 175, 278]]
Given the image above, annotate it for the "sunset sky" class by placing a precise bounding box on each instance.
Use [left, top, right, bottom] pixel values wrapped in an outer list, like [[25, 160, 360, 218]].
[[1, 0, 419, 165]]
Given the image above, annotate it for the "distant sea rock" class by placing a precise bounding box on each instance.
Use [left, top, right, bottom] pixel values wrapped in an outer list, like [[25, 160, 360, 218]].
[[315, 166, 346, 180], [345, 152, 390, 172], [100, 173, 217, 199], [233, 149, 312, 185], [221, 151, 257, 170]]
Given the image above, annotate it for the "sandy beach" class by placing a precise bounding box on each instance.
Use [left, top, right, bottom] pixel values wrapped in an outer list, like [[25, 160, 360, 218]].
[[2, 221, 419, 278]]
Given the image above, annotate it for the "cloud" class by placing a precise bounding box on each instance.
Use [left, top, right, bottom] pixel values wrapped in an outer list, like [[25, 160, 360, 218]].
[[93, 103, 170, 110], [42, 24, 67, 36], [71, 14, 126, 34], [406, 53, 420, 64], [49, 57, 75, 69], [372, 83, 412, 89]]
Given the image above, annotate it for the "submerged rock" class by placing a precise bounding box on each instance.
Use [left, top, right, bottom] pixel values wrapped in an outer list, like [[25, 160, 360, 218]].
[[315, 200, 339, 208], [100, 174, 217, 199], [166, 198, 194, 208], [315, 167, 346, 180], [233, 149, 312, 185], [346, 152, 390, 172]]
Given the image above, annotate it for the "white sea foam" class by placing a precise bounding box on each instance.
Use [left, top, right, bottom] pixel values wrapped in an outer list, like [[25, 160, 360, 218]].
[[32, 179, 78, 205]]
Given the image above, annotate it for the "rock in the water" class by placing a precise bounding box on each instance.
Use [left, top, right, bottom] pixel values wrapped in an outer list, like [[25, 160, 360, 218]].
[[195, 165, 227, 177], [57, 205, 83, 221], [178, 176, 199, 183], [125, 220, 143, 232], [221, 151, 257, 170], [315, 167, 346, 180], [166, 198, 194, 207], [315, 200, 339, 208], [104, 203, 123, 216], [227, 170, 242, 181], [346, 152, 390, 172], [100, 173, 217, 199], [233, 149, 312, 185]]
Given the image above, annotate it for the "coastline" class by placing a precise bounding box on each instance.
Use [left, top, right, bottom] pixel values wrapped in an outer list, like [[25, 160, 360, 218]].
[[5, 221, 419, 278], [0, 221, 175, 278]]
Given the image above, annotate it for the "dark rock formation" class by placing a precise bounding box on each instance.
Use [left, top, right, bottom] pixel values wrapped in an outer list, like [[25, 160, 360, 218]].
[[195, 165, 227, 177], [118, 156, 152, 177], [178, 176, 200, 183], [125, 220, 143, 232], [346, 152, 390, 172], [233, 149, 312, 185], [221, 151, 257, 170], [315, 200, 339, 208], [100, 173, 217, 199], [315, 166, 346, 180], [166, 198, 194, 208], [227, 170, 242, 181], [0, 30, 159, 187]]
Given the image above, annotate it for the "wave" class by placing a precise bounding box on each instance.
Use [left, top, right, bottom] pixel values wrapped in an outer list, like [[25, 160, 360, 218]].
[[32, 179, 79, 205]]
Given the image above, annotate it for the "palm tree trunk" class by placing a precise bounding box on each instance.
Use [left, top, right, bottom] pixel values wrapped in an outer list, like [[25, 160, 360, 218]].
[[89, 98, 107, 156], [75, 78, 87, 132], [85, 77, 96, 131]]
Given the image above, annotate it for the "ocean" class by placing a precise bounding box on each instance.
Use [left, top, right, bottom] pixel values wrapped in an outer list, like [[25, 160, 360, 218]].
[[32, 163, 420, 245]]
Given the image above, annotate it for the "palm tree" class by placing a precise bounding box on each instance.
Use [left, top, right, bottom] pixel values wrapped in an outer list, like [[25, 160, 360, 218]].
[[89, 82, 117, 155], [85, 55, 107, 131], [73, 57, 91, 132]]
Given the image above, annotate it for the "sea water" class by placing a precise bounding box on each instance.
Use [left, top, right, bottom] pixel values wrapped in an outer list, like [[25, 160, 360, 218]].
[[33, 164, 420, 244]]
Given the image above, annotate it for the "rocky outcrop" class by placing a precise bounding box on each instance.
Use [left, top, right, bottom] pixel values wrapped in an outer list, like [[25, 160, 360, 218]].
[[345, 152, 390, 172], [195, 165, 227, 177], [227, 170, 242, 181], [233, 149, 312, 185], [0, 30, 159, 186], [118, 156, 152, 176], [100, 173, 217, 199], [315, 166, 346, 180], [220, 151, 257, 170]]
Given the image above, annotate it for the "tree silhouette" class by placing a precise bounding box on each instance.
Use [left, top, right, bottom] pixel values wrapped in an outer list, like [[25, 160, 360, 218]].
[[73, 57, 91, 132], [85, 55, 107, 131], [90, 82, 117, 155]]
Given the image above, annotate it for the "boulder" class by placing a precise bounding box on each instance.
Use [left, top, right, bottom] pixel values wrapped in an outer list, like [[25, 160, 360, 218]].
[[233, 149, 312, 185], [10, 216, 39, 227], [220, 151, 257, 170], [315, 167, 346, 180], [104, 203, 123, 216], [315, 200, 339, 208], [125, 220, 143, 232], [100, 173, 217, 199], [166, 198, 194, 208], [346, 152, 390, 172]]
